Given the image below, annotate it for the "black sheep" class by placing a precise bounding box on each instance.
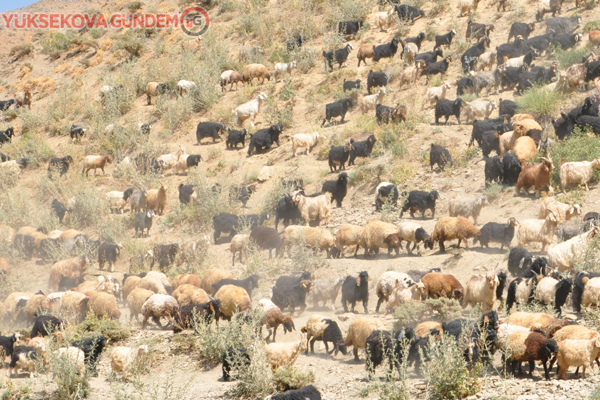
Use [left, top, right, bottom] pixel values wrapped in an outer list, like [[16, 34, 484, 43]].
[[365, 327, 415, 375], [348, 135, 377, 166], [0, 333, 20, 359], [546, 16, 581, 34], [429, 144, 453, 171], [395, 4, 424, 22], [509, 22, 535, 41], [196, 122, 225, 144], [322, 97, 353, 126], [51, 199, 68, 224], [484, 155, 504, 185], [499, 98, 518, 117], [423, 56, 452, 77], [480, 131, 501, 158], [70, 125, 85, 143], [415, 48, 443, 64], [496, 36, 529, 65], [213, 213, 239, 242], [247, 125, 284, 156], [323, 44, 354, 70], [47, 155, 73, 178], [508, 247, 533, 276], [373, 38, 400, 62], [461, 38, 490, 73], [321, 172, 348, 208], [250, 226, 282, 259], [400, 190, 439, 219], [271, 279, 312, 315], [226, 128, 247, 149], [328, 142, 352, 171], [405, 32, 426, 50], [269, 385, 322, 400], [212, 275, 260, 297], [275, 194, 303, 230], [434, 30, 457, 49], [221, 347, 251, 382], [275, 271, 312, 288], [375, 182, 399, 211], [444, 311, 499, 362], [13, 234, 35, 259], [173, 299, 222, 333], [502, 152, 522, 186], [343, 79, 361, 91], [496, 272, 508, 304], [58, 276, 84, 291], [435, 98, 464, 125], [456, 76, 476, 96], [338, 20, 363, 37], [97, 241, 121, 271], [475, 218, 518, 248], [31, 315, 63, 337], [71, 335, 107, 377], [303, 319, 347, 356], [341, 271, 370, 314], [367, 70, 388, 95]]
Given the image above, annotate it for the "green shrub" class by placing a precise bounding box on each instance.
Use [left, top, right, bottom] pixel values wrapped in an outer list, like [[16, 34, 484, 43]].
[[550, 128, 600, 186], [9, 44, 33, 61], [393, 298, 462, 328], [77, 313, 131, 342], [515, 86, 566, 123], [49, 344, 91, 399], [42, 32, 77, 60], [484, 183, 504, 202], [554, 42, 595, 69], [272, 368, 315, 392]]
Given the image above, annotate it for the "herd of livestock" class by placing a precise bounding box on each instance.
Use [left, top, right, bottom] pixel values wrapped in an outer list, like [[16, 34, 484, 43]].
[[3, 0, 600, 397]]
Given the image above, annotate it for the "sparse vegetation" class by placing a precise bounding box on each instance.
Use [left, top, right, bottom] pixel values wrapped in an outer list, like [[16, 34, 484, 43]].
[[550, 128, 600, 186]]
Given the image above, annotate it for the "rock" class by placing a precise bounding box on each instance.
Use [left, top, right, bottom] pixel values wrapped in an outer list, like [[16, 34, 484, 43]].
[[257, 166, 272, 182]]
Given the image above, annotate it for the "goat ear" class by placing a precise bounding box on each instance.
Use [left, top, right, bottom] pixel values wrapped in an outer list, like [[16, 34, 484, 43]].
[[356, 277, 361, 286], [368, 275, 371, 281]]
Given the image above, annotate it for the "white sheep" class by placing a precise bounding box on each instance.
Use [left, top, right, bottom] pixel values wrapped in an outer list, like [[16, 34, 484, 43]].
[[141, 294, 179, 329], [557, 337, 600, 379], [361, 87, 386, 114], [397, 221, 430, 255], [517, 212, 559, 251], [127, 288, 154, 322], [538, 197, 582, 223], [0, 160, 24, 174], [448, 195, 489, 225], [274, 61, 297, 82], [497, 323, 530, 343], [464, 100, 496, 123], [176, 80, 197, 95], [291, 190, 331, 226], [156, 146, 186, 174], [547, 228, 599, 271], [291, 132, 319, 157], [385, 282, 426, 314], [424, 81, 452, 108], [582, 277, 600, 308], [110, 345, 149, 377], [264, 334, 307, 369], [560, 159, 600, 192], [375, 8, 396, 32], [311, 276, 344, 310], [375, 271, 416, 313], [233, 92, 268, 127], [461, 272, 499, 312]]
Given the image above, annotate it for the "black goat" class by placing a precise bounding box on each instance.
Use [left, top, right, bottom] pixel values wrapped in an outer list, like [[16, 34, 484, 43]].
[[275, 194, 303, 230], [226, 129, 247, 149], [343, 79, 361, 91], [328, 142, 352, 171], [395, 4, 424, 22], [415, 48, 443, 64], [461, 38, 490, 73], [373, 38, 400, 62], [509, 22, 535, 41], [475, 218, 518, 248], [221, 347, 251, 381], [400, 190, 439, 219], [367, 70, 388, 94], [47, 156, 73, 178], [51, 199, 68, 224], [338, 20, 363, 37], [423, 56, 452, 76], [405, 32, 426, 50], [502, 152, 522, 186], [341, 271, 370, 314], [435, 98, 464, 125], [322, 97, 353, 126], [484, 155, 504, 185], [247, 125, 283, 156], [303, 319, 347, 356], [430, 144, 453, 171], [31, 315, 63, 337], [434, 30, 457, 49], [212, 275, 260, 297], [71, 336, 107, 377], [323, 44, 354, 70], [348, 135, 377, 166], [321, 172, 348, 208]]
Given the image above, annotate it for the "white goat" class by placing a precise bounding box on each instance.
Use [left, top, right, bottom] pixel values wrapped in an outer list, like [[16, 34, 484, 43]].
[[361, 87, 386, 114], [548, 228, 599, 272], [233, 92, 268, 127], [292, 132, 319, 156], [375, 8, 396, 32], [560, 159, 600, 192], [176, 80, 197, 95], [106, 191, 128, 214], [274, 61, 297, 82], [156, 146, 186, 174], [424, 81, 451, 108], [464, 100, 496, 123], [539, 197, 582, 223]]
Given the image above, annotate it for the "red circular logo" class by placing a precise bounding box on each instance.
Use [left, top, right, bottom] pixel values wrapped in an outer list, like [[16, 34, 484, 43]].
[[180, 6, 210, 37]]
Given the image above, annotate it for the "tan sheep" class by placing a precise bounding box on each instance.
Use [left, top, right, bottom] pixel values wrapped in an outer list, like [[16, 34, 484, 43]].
[[58, 291, 90, 323], [505, 311, 557, 331], [141, 294, 179, 329], [214, 284, 251, 320], [560, 158, 600, 192], [61, 229, 85, 240], [462, 273, 499, 312], [448, 195, 488, 225], [514, 118, 542, 137], [146, 182, 167, 216], [344, 317, 386, 361], [48, 256, 87, 290], [122, 276, 142, 300], [127, 288, 154, 322], [335, 224, 366, 258], [430, 217, 481, 253], [498, 130, 523, 157], [375, 271, 415, 313], [539, 197, 582, 224], [517, 211, 559, 251], [172, 284, 210, 306], [242, 64, 271, 85], [361, 220, 402, 257], [23, 294, 51, 323], [552, 325, 599, 343], [56, 346, 86, 376], [229, 234, 249, 265], [111, 345, 149, 377], [557, 337, 600, 379], [421, 272, 464, 301], [0, 257, 10, 273], [385, 282, 426, 314], [200, 268, 235, 295], [220, 70, 244, 91], [86, 291, 121, 319], [516, 157, 555, 197], [512, 136, 538, 163], [281, 225, 335, 255], [137, 274, 169, 295], [291, 132, 320, 157], [415, 321, 445, 337], [264, 335, 307, 369], [82, 155, 113, 177], [171, 274, 202, 290], [581, 276, 600, 308]]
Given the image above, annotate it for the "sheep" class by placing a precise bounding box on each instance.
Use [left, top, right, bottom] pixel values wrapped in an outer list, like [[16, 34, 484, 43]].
[[110, 345, 149, 377], [345, 317, 386, 361], [322, 44, 354, 70], [233, 92, 268, 127], [264, 335, 307, 369], [31, 315, 63, 337], [291, 132, 319, 157], [134, 210, 155, 238], [557, 336, 600, 379], [448, 195, 488, 225], [539, 197, 582, 224], [424, 81, 452, 108], [172, 299, 222, 332], [272, 279, 312, 316], [23, 294, 51, 323], [400, 190, 440, 219], [57, 291, 90, 323], [55, 346, 86, 375], [589, 29, 600, 46], [420, 272, 464, 300], [435, 98, 464, 125], [176, 80, 197, 95], [220, 70, 244, 91], [535, 275, 572, 316], [322, 172, 348, 208], [398, 60, 426, 89], [360, 88, 386, 114], [513, 136, 538, 163], [517, 212, 559, 251], [415, 321, 445, 338], [458, 0, 481, 16], [86, 291, 121, 320], [362, 220, 401, 257], [375, 8, 396, 32], [250, 226, 283, 259], [291, 190, 331, 226], [498, 130, 523, 157], [229, 234, 249, 265], [384, 282, 426, 314], [140, 294, 178, 329], [515, 157, 555, 197], [212, 275, 259, 298], [430, 217, 481, 253], [374, 182, 399, 210], [464, 100, 497, 123], [341, 271, 370, 314], [127, 288, 154, 322], [560, 158, 600, 192], [200, 269, 235, 294], [311, 277, 344, 309], [172, 284, 209, 307], [266, 385, 322, 400], [282, 225, 335, 256], [145, 82, 170, 105], [257, 299, 295, 342], [462, 273, 500, 312], [397, 221, 431, 255], [548, 228, 599, 272], [48, 256, 87, 290], [375, 271, 415, 313], [475, 218, 519, 249], [214, 284, 251, 320], [503, 329, 558, 380], [302, 315, 347, 356], [335, 224, 366, 258]]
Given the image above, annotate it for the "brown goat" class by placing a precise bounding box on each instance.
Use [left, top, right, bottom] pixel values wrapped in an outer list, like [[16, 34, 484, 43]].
[[146, 183, 168, 216], [82, 155, 113, 176], [516, 157, 554, 197]]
